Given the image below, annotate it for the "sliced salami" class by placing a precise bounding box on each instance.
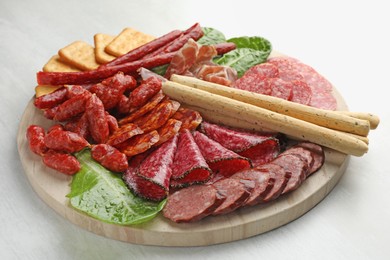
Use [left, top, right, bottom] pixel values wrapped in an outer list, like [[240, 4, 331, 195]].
[[133, 99, 180, 133], [118, 91, 165, 125], [171, 107, 203, 132], [163, 184, 226, 223], [231, 168, 274, 206], [244, 62, 279, 78], [123, 135, 178, 201], [193, 131, 251, 177], [282, 146, 314, 174], [267, 78, 293, 100], [170, 130, 212, 187], [268, 56, 337, 110], [256, 163, 289, 202], [290, 80, 312, 105], [211, 178, 254, 215], [271, 153, 309, 194], [117, 130, 159, 157], [296, 142, 325, 176], [200, 121, 279, 166], [155, 118, 182, 146], [106, 123, 143, 146]]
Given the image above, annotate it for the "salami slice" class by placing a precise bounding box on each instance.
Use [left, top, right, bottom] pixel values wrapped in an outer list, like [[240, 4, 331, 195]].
[[193, 131, 251, 177], [170, 130, 212, 187], [117, 130, 159, 157], [296, 142, 325, 176], [243, 62, 279, 79], [89, 72, 136, 110], [267, 78, 293, 100], [106, 123, 143, 146], [290, 80, 312, 105], [171, 107, 202, 132], [133, 99, 180, 133], [230, 168, 274, 206], [155, 118, 182, 146], [200, 121, 279, 166], [271, 153, 309, 194], [162, 184, 226, 223], [123, 135, 178, 201], [118, 91, 165, 125], [211, 178, 254, 215], [281, 146, 314, 175], [256, 163, 289, 202], [268, 56, 337, 110]]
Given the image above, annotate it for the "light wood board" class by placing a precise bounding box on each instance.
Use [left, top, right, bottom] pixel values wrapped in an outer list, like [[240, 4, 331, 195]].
[[17, 76, 349, 247]]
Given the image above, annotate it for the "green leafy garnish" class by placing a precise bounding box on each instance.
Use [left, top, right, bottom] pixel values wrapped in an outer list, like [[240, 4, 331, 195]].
[[197, 27, 226, 45], [67, 149, 166, 225], [214, 36, 272, 78]]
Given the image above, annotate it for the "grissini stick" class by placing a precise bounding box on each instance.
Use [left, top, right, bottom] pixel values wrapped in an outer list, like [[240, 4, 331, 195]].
[[162, 80, 368, 156], [170, 75, 372, 137], [183, 104, 369, 145]]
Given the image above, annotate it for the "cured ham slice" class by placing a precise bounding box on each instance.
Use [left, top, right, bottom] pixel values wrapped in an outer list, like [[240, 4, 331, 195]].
[[170, 130, 212, 188], [164, 39, 199, 79], [123, 135, 178, 201], [193, 131, 251, 177], [199, 121, 280, 166]]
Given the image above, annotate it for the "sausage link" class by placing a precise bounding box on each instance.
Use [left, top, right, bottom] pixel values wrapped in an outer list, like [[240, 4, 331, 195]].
[[44, 128, 89, 153], [42, 150, 80, 175], [128, 77, 162, 108], [34, 87, 68, 109], [85, 94, 109, 144], [91, 144, 128, 172], [26, 125, 48, 156]]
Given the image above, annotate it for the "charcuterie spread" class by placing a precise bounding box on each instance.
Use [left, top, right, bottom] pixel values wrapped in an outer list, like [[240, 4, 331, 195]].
[[20, 23, 380, 237]]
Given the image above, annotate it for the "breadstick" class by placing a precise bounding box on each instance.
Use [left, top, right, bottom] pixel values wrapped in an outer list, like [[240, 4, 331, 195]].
[[170, 75, 372, 137], [162, 81, 368, 156]]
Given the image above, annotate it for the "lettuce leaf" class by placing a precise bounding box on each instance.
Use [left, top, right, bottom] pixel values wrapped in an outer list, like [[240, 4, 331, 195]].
[[197, 27, 226, 45], [214, 36, 272, 78], [67, 149, 166, 225]]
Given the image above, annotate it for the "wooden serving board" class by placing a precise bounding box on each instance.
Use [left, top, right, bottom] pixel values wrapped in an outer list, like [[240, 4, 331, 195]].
[[17, 81, 349, 247]]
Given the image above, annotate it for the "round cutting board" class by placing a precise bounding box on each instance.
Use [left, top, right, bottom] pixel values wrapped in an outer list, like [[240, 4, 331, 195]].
[[17, 78, 349, 247]]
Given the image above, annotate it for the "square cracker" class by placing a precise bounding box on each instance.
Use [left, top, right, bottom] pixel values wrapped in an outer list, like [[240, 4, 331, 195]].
[[94, 33, 116, 64], [58, 41, 100, 70], [105, 27, 155, 57], [42, 55, 81, 72]]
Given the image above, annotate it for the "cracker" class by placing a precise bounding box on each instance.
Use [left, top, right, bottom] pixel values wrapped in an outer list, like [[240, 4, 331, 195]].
[[58, 41, 100, 70], [35, 85, 63, 97], [94, 33, 117, 64], [105, 27, 155, 57], [42, 55, 81, 72]]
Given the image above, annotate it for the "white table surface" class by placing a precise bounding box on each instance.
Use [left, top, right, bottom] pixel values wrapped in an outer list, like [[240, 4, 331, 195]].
[[1, 0, 389, 259]]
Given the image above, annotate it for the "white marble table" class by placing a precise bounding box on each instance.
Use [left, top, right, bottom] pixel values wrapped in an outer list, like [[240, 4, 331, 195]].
[[1, 0, 389, 259]]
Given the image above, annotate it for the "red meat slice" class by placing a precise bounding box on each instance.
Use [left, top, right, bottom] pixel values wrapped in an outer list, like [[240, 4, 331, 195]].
[[164, 39, 199, 79], [282, 146, 314, 177], [231, 168, 274, 206], [199, 121, 280, 166], [256, 163, 290, 202], [171, 107, 202, 132], [122, 135, 178, 201], [162, 184, 226, 223], [243, 62, 279, 79], [290, 80, 312, 105], [296, 142, 325, 176], [170, 130, 212, 188], [193, 131, 251, 177], [271, 153, 309, 194], [268, 56, 337, 110], [211, 178, 254, 215]]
